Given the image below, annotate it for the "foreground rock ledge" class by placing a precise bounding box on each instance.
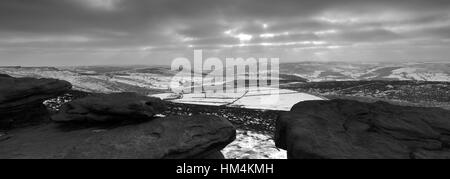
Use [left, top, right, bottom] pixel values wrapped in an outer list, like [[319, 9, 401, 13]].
[[0, 75, 72, 129], [0, 115, 236, 159], [275, 99, 450, 159]]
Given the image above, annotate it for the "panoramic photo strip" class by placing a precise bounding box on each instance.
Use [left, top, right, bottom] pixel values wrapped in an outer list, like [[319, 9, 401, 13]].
[[0, 0, 449, 176]]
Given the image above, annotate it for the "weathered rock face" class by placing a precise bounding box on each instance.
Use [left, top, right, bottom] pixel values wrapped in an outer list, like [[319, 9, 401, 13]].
[[275, 99, 450, 159], [0, 115, 236, 159], [52, 92, 167, 122], [0, 76, 72, 129]]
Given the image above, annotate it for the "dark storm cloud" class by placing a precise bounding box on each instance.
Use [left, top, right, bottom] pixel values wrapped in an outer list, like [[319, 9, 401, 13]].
[[0, 0, 449, 65]]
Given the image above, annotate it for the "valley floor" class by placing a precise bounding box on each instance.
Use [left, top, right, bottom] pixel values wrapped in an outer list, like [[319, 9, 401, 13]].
[[152, 87, 325, 111]]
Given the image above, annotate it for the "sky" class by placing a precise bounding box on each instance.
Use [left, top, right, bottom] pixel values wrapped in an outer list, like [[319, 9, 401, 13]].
[[0, 0, 449, 66]]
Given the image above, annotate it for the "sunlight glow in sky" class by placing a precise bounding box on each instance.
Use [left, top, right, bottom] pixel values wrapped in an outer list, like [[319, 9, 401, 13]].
[[0, 0, 449, 66]]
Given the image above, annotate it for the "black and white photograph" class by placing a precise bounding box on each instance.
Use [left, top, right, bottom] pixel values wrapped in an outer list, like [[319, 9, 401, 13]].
[[1, 0, 450, 167]]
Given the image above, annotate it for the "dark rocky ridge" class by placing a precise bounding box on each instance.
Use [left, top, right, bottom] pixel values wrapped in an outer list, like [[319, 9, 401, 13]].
[[0, 75, 72, 129], [52, 92, 167, 122], [275, 99, 450, 159]]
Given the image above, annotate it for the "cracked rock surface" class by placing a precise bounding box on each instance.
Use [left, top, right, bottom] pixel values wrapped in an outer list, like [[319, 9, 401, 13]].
[[275, 99, 450, 159]]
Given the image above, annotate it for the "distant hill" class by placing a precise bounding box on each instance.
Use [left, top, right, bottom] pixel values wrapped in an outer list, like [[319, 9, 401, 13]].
[[1, 62, 448, 95], [280, 62, 450, 82]]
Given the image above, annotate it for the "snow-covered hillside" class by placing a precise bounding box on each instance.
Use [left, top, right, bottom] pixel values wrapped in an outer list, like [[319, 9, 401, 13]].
[[0, 66, 173, 94], [281, 62, 450, 82], [1, 61, 448, 96]]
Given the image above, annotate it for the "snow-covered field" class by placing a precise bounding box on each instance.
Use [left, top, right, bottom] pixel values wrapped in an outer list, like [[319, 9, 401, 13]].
[[152, 87, 325, 111]]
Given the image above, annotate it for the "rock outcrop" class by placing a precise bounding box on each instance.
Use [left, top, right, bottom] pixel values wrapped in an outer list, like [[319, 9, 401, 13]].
[[0, 115, 236, 159], [0, 74, 12, 78], [275, 99, 450, 159], [52, 92, 167, 122], [0, 75, 72, 129]]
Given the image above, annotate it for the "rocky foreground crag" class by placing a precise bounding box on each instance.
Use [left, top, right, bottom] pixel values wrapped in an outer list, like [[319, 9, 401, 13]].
[[0, 75, 236, 159], [276, 99, 450, 159], [0, 74, 71, 129], [0, 115, 235, 159]]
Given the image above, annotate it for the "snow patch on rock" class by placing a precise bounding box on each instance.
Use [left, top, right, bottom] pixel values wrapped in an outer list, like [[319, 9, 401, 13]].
[[222, 130, 287, 159]]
